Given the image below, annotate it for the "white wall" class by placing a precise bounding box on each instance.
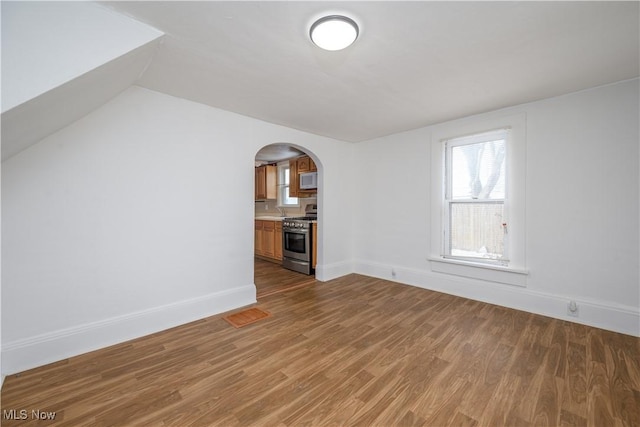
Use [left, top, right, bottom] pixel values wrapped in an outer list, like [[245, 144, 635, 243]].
[[3, 79, 637, 376], [353, 78, 640, 336], [1, 86, 355, 374]]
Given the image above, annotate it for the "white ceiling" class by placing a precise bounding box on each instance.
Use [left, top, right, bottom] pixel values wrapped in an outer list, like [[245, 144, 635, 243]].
[[255, 143, 305, 164], [2, 1, 638, 159], [101, 1, 639, 142]]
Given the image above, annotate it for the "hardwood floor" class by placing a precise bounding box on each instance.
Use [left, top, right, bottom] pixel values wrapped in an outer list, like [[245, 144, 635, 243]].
[[2, 274, 639, 426], [254, 258, 316, 299]]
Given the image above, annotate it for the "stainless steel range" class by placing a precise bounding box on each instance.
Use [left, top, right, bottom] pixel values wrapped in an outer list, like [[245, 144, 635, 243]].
[[282, 205, 317, 275]]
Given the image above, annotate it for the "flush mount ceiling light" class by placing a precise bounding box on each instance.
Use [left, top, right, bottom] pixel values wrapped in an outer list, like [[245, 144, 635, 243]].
[[310, 15, 359, 51]]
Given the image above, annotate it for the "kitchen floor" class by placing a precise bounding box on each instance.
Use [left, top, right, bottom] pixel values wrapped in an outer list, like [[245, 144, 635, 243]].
[[254, 258, 316, 298]]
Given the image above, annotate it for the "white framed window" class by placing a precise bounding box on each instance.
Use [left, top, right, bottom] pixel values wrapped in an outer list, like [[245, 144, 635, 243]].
[[445, 129, 508, 265], [277, 162, 299, 207], [429, 113, 528, 286]]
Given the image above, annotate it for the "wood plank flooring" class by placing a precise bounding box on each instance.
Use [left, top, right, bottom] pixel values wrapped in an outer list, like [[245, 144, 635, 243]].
[[2, 274, 639, 426], [254, 258, 316, 299]]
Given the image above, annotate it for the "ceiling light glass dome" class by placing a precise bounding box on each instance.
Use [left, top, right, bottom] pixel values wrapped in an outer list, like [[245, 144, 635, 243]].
[[310, 15, 359, 51]]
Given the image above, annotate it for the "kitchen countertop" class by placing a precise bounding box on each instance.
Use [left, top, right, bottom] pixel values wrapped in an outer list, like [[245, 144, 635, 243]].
[[255, 216, 317, 223], [255, 216, 285, 221]]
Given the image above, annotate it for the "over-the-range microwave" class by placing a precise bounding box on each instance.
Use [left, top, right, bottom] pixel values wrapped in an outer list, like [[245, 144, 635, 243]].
[[299, 172, 318, 190]]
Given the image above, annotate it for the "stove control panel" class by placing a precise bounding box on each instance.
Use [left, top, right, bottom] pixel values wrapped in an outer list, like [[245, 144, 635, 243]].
[[283, 219, 312, 229]]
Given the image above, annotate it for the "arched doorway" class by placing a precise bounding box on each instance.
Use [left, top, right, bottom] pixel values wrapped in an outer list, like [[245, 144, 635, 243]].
[[253, 143, 322, 298]]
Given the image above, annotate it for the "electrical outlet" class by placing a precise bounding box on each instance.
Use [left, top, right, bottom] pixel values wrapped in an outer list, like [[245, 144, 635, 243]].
[[391, 269, 397, 279], [567, 300, 579, 317]]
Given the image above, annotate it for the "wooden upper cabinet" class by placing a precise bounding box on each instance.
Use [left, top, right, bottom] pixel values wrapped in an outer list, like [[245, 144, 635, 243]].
[[289, 159, 299, 198], [255, 165, 277, 200], [297, 156, 316, 172], [290, 155, 317, 198], [255, 169, 263, 199]]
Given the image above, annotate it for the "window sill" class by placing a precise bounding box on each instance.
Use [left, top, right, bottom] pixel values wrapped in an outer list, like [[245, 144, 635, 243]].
[[428, 256, 528, 287]]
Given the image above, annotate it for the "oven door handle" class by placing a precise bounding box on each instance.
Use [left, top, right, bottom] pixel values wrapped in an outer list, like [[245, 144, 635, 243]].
[[283, 228, 310, 234]]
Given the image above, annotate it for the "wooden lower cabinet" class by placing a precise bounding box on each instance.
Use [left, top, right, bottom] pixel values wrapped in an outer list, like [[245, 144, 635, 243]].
[[255, 220, 264, 256], [275, 222, 283, 260], [255, 219, 283, 262], [262, 220, 275, 258]]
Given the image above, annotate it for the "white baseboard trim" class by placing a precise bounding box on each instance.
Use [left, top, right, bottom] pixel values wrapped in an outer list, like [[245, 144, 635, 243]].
[[354, 260, 640, 337], [315, 260, 354, 282], [2, 285, 256, 375]]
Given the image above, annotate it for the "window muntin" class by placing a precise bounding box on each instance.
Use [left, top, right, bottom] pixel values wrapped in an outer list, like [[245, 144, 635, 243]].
[[444, 129, 509, 264]]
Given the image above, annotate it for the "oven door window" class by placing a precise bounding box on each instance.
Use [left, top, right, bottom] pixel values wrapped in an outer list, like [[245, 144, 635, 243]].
[[284, 231, 307, 254]]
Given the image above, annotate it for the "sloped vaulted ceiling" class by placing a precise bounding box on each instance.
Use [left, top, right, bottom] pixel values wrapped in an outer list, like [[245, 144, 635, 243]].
[[2, 1, 639, 160], [1, 1, 164, 160]]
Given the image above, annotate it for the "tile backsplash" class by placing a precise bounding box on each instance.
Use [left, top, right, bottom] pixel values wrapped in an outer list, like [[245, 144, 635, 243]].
[[255, 198, 317, 217]]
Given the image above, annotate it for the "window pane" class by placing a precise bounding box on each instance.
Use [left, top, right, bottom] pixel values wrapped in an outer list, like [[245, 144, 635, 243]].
[[451, 139, 505, 200], [450, 202, 505, 260], [278, 165, 298, 206], [283, 185, 298, 205]]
